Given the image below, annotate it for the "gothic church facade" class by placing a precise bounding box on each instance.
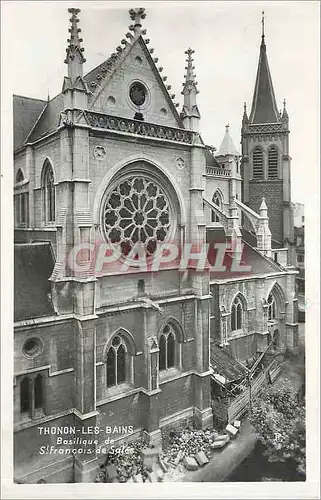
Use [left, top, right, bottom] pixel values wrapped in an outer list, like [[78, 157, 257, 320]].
[[13, 8, 298, 483]]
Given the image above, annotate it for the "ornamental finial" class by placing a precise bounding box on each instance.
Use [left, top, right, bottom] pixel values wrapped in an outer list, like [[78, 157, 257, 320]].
[[129, 8, 146, 36], [64, 7, 86, 65], [261, 10, 266, 47]]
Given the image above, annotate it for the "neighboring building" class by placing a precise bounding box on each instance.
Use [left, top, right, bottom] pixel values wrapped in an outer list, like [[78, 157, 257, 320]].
[[293, 202, 305, 229], [241, 17, 295, 264], [13, 8, 299, 483], [293, 203, 305, 321]]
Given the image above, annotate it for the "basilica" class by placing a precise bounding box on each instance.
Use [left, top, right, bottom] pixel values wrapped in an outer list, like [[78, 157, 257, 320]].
[[13, 7, 299, 483]]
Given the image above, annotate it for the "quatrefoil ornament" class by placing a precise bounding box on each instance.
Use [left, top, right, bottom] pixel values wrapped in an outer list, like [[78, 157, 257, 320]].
[[93, 145, 107, 160], [176, 157, 185, 170]]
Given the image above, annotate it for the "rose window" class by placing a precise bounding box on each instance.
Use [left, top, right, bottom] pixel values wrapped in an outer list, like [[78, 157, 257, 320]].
[[103, 176, 171, 255]]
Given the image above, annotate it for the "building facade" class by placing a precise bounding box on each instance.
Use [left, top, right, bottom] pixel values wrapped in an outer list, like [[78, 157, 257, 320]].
[[13, 8, 298, 483]]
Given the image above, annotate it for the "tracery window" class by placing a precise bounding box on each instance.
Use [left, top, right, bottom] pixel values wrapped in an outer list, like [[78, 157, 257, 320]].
[[106, 335, 127, 387], [252, 148, 264, 179], [268, 146, 278, 179], [231, 296, 243, 331], [43, 162, 55, 223], [103, 176, 171, 256], [159, 324, 176, 371], [267, 293, 276, 320], [211, 190, 222, 223]]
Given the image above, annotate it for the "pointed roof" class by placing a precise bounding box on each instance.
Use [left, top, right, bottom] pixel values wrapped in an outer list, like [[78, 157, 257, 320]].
[[217, 124, 240, 156], [249, 12, 280, 124]]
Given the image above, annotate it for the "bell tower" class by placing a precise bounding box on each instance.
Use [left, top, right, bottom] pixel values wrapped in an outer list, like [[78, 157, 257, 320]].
[[241, 12, 294, 259]]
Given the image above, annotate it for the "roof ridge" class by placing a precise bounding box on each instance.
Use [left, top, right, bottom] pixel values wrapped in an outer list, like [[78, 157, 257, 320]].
[[13, 94, 47, 103]]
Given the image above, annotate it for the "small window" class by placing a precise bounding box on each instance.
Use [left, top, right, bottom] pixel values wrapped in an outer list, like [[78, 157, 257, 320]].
[[138, 279, 145, 295], [16, 169, 24, 183], [20, 378, 30, 414], [19, 374, 45, 418], [15, 193, 29, 226], [211, 190, 223, 223]]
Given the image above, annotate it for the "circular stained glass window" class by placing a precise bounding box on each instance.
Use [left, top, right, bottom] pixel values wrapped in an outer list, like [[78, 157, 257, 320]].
[[103, 176, 171, 256], [23, 338, 42, 357], [129, 82, 146, 107]]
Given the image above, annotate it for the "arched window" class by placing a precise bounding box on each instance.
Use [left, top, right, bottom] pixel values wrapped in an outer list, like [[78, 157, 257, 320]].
[[42, 162, 55, 223], [252, 148, 264, 179], [211, 190, 223, 223], [15, 168, 29, 226], [159, 324, 176, 371], [106, 335, 127, 387], [34, 374, 43, 410], [20, 377, 30, 414], [267, 293, 276, 320], [268, 146, 278, 179], [231, 296, 244, 331], [16, 169, 24, 183]]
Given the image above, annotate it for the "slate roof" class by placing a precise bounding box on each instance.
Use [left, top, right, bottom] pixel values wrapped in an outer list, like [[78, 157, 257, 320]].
[[207, 237, 283, 281], [13, 95, 46, 151], [249, 36, 281, 124], [27, 93, 64, 144], [204, 147, 220, 167], [210, 344, 248, 384], [217, 126, 240, 156], [14, 243, 55, 322]]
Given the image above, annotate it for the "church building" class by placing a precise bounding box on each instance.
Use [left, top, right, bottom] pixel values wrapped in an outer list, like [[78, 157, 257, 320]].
[[13, 8, 299, 483]]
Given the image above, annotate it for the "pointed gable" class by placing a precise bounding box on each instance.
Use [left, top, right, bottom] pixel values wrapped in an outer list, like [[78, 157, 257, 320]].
[[86, 36, 182, 128], [249, 37, 280, 124]]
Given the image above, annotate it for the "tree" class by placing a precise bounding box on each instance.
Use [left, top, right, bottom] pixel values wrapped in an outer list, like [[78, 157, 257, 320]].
[[249, 380, 306, 478]]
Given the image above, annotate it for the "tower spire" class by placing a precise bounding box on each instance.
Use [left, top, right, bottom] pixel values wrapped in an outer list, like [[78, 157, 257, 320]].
[[64, 8, 86, 81], [261, 10, 265, 46], [180, 48, 200, 131], [249, 12, 280, 124]]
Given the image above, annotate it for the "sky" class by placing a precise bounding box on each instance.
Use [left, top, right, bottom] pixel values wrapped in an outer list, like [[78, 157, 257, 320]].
[[2, 1, 320, 203]]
